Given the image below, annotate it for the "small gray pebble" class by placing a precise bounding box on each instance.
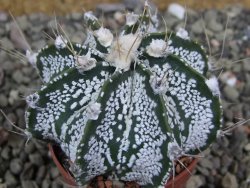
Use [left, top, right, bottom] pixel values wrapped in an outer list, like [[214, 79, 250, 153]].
[[222, 172, 238, 188], [16, 108, 25, 127], [31, 40, 46, 51], [19, 152, 28, 162], [196, 166, 210, 176], [41, 179, 51, 188], [8, 134, 23, 149], [0, 37, 14, 50], [123, 0, 143, 10], [10, 158, 23, 175], [15, 16, 30, 30], [0, 183, 7, 188], [186, 175, 205, 188], [50, 167, 60, 179], [71, 13, 82, 21], [21, 66, 33, 75], [223, 85, 239, 102], [12, 70, 25, 84], [21, 180, 39, 188], [8, 90, 19, 105], [51, 181, 62, 188], [36, 165, 46, 182], [28, 13, 49, 23], [204, 9, 218, 22], [0, 67, 4, 86], [212, 157, 221, 169], [29, 153, 44, 166], [243, 59, 250, 72], [226, 5, 243, 18], [20, 163, 35, 180], [96, 3, 125, 13], [0, 94, 8, 107], [12, 147, 23, 157], [4, 170, 18, 186], [219, 137, 229, 148], [24, 142, 36, 154], [230, 161, 239, 174], [191, 19, 204, 34], [208, 20, 224, 32], [221, 155, 233, 169], [0, 157, 9, 176], [0, 11, 8, 22], [244, 143, 250, 152], [1, 146, 11, 160], [199, 158, 213, 170]]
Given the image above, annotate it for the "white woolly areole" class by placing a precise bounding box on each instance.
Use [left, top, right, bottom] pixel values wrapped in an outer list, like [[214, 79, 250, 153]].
[[94, 27, 113, 47], [106, 33, 141, 70], [206, 76, 220, 96], [26, 93, 39, 109], [146, 39, 167, 58], [167, 141, 183, 161], [24, 130, 32, 139], [55, 35, 67, 49], [25, 50, 37, 66], [84, 11, 97, 21], [86, 102, 101, 120], [176, 28, 190, 40], [149, 75, 168, 94], [76, 52, 97, 72], [126, 12, 139, 26]]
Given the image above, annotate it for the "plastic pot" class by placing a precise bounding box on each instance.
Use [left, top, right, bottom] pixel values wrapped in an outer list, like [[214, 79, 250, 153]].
[[48, 144, 198, 188]]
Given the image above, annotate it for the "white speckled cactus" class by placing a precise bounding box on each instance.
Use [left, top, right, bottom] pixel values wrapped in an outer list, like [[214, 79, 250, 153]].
[[24, 3, 222, 187]]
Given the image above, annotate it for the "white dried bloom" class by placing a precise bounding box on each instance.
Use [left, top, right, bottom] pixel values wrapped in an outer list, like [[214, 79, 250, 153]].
[[146, 39, 167, 57], [55, 35, 67, 49], [106, 33, 141, 70], [126, 12, 139, 26], [176, 28, 190, 40], [26, 50, 37, 66], [206, 76, 220, 96], [94, 27, 113, 47]]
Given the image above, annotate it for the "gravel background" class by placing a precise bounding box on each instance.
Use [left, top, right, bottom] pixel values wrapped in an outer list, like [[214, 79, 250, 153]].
[[0, 1, 250, 188]]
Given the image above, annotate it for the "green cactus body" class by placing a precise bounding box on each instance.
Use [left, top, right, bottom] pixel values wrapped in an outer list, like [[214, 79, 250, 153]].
[[25, 4, 222, 187]]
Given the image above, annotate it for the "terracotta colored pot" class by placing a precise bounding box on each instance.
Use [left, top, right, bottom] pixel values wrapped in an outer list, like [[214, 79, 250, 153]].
[[48, 144, 198, 188], [165, 158, 197, 188], [48, 144, 76, 185]]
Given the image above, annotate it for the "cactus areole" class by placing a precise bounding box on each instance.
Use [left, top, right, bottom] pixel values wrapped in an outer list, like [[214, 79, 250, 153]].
[[24, 3, 222, 188]]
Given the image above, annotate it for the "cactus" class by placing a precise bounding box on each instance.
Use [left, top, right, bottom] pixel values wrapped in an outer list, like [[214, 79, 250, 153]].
[[24, 3, 222, 187]]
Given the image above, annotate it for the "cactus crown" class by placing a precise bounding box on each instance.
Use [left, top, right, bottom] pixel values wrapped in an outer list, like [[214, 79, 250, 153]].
[[25, 3, 222, 187]]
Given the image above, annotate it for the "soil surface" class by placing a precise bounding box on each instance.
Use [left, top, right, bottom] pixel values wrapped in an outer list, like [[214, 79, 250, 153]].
[[0, 1, 250, 188]]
